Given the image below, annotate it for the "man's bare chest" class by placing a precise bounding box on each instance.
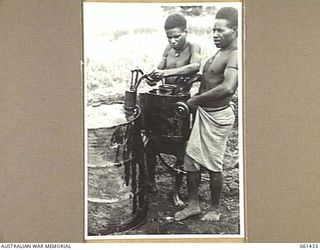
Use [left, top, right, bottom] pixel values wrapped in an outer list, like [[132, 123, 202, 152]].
[[203, 52, 228, 76], [166, 50, 191, 69]]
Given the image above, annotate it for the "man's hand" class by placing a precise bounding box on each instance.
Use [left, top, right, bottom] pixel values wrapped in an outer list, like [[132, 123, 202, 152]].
[[148, 69, 166, 80], [187, 97, 198, 113]]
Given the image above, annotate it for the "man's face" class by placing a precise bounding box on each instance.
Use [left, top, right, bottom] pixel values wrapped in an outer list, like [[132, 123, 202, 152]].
[[213, 19, 236, 49], [165, 27, 187, 51]]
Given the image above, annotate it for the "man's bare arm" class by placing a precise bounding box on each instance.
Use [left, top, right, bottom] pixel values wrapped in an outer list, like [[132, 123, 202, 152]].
[[157, 45, 171, 70], [157, 57, 167, 70], [191, 68, 237, 105], [188, 51, 238, 108], [163, 43, 201, 77], [162, 62, 200, 77]]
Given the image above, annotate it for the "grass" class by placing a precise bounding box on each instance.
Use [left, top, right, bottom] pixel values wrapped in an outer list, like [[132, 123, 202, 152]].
[[84, 10, 218, 105]]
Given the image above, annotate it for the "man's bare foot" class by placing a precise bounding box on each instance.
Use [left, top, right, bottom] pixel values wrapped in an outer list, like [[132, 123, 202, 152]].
[[201, 211, 221, 221], [174, 206, 201, 221], [172, 193, 185, 207]]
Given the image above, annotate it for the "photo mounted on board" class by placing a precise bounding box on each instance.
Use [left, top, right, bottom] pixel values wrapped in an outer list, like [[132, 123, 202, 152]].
[[83, 2, 244, 240]]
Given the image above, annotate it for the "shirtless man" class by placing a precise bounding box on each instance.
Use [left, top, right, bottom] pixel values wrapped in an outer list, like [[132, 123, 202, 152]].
[[146, 14, 201, 206], [174, 7, 238, 221], [149, 14, 201, 85]]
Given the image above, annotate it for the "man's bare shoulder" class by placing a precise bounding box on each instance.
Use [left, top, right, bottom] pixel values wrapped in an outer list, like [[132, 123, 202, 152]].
[[163, 44, 173, 57], [216, 49, 237, 63], [229, 49, 237, 57], [226, 49, 238, 68], [189, 42, 201, 53]]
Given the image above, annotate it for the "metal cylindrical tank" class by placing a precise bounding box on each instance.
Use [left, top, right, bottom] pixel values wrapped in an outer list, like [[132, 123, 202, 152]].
[[87, 104, 148, 235], [144, 89, 191, 143]]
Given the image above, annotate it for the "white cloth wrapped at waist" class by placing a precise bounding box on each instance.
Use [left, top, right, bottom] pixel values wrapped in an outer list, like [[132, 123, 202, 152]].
[[185, 105, 235, 172]]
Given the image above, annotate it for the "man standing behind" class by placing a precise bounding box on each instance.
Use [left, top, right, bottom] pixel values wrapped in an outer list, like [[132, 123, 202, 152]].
[[146, 14, 201, 206], [148, 13, 201, 84], [174, 7, 239, 221]]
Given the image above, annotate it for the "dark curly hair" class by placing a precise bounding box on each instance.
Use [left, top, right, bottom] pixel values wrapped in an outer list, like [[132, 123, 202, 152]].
[[164, 14, 187, 31], [216, 7, 238, 28]]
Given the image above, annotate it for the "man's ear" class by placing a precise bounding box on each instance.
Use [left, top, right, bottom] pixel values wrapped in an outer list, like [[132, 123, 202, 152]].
[[232, 26, 238, 37]]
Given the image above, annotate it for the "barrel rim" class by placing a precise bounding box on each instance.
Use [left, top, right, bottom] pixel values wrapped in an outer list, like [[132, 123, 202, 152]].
[[87, 105, 141, 130], [147, 89, 190, 98]]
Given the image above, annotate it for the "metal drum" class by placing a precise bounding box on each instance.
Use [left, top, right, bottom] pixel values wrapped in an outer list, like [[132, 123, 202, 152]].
[[144, 89, 191, 143], [87, 104, 148, 235]]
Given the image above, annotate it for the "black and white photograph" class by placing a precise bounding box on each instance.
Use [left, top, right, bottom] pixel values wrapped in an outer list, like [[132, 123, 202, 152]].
[[84, 2, 243, 239]]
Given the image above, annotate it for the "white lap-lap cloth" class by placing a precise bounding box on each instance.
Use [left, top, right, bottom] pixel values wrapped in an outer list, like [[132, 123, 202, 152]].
[[185, 106, 235, 172]]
